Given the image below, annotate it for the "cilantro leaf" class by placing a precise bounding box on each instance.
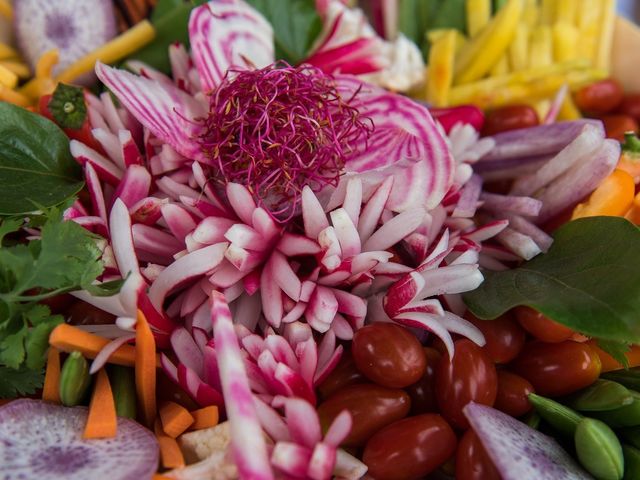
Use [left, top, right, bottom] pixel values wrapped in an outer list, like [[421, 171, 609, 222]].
[[0, 218, 22, 245], [0, 366, 44, 399]]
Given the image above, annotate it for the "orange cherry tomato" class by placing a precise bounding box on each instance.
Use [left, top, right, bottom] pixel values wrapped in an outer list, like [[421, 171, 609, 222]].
[[482, 105, 540, 136], [510, 341, 601, 397], [466, 313, 526, 364], [574, 78, 624, 114], [514, 306, 574, 343], [600, 114, 639, 142], [456, 429, 501, 480], [494, 370, 534, 417]]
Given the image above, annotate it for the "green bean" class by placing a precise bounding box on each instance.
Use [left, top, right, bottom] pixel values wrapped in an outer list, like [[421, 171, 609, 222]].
[[575, 418, 624, 480], [528, 393, 583, 436], [59, 351, 91, 407]]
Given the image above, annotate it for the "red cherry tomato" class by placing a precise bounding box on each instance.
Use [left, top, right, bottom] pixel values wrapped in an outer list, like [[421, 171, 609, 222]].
[[456, 429, 501, 480], [466, 313, 526, 364], [574, 79, 624, 114], [435, 339, 498, 429], [617, 94, 640, 121], [317, 351, 366, 399], [482, 105, 539, 136], [514, 306, 574, 343], [494, 370, 534, 417], [510, 341, 601, 397], [600, 114, 639, 142], [406, 347, 441, 414]]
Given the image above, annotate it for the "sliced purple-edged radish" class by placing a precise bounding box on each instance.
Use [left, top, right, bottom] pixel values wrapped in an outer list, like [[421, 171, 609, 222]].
[[89, 333, 136, 374], [0, 399, 158, 480], [463, 402, 590, 480]]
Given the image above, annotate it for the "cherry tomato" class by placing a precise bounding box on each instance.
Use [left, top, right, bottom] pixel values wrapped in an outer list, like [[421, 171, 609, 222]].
[[352, 323, 426, 388], [317, 384, 410, 446], [317, 351, 366, 399], [510, 341, 601, 397], [574, 79, 624, 114], [514, 306, 574, 343], [494, 370, 534, 417], [362, 414, 457, 480], [406, 347, 441, 414], [600, 114, 639, 142], [617, 94, 640, 121], [466, 312, 526, 363], [481, 105, 539, 136], [455, 429, 501, 480], [435, 339, 498, 429]]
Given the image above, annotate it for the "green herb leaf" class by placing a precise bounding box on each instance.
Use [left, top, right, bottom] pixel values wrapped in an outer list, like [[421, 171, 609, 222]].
[[24, 305, 63, 370], [0, 102, 83, 215], [48, 83, 87, 130], [245, 0, 322, 64], [151, 0, 183, 22], [622, 132, 640, 155], [463, 217, 640, 343], [127, 0, 206, 74], [0, 366, 44, 398], [0, 218, 21, 245], [598, 340, 631, 369]]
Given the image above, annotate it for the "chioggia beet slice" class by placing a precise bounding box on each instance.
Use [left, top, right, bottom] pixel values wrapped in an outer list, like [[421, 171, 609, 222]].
[[463, 402, 591, 480], [0, 399, 158, 480]]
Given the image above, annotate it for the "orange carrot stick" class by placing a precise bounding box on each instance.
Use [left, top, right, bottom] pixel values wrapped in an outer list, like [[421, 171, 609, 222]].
[[153, 475, 172, 480], [587, 340, 640, 372], [42, 347, 61, 404], [154, 419, 185, 469], [136, 310, 157, 428], [84, 369, 117, 439], [50, 324, 137, 367], [189, 406, 219, 431], [159, 401, 194, 438]]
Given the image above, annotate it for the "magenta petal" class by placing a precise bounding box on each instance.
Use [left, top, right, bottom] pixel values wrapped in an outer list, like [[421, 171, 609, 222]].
[[306, 286, 339, 333], [284, 398, 323, 449], [307, 442, 337, 480], [260, 261, 284, 328], [188, 0, 274, 92], [324, 410, 352, 448], [271, 442, 312, 478], [110, 199, 139, 277], [110, 165, 151, 209]]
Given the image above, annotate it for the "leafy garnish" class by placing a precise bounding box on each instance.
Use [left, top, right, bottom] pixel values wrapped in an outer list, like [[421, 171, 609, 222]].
[[622, 132, 640, 155], [47, 83, 87, 130], [464, 217, 640, 343], [597, 340, 631, 369], [245, 0, 322, 65], [0, 102, 83, 215], [0, 366, 44, 398]]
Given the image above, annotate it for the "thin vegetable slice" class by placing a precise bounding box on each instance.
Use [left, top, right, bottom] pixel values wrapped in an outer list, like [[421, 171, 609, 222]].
[[42, 347, 61, 404], [0, 399, 158, 479], [463, 402, 590, 479], [84, 368, 117, 439], [136, 310, 157, 429]]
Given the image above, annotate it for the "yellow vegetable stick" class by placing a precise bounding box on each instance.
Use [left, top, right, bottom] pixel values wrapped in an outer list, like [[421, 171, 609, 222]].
[[576, 0, 602, 63], [509, 24, 529, 72], [0, 63, 17, 89], [533, 100, 551, 121], [557, 94, 582, 121], [0, 85, 30, 107], [555, 0, 578, 26], [0, 61, 30, 79], [528, 25, 553, 69], [426, 30, 457, 107], [0, 43, 18, 61], [540, 0, 555, 25], [36, 49, 59, 79], [490, 55, 509, 76], [0, 0, 12, 20], [466, 0, 491, 38], [427, 29, 468, 53], [454, 0, 523, 84], [56, 20, 155, 84], [19, 77, 56, 101], [552, 23, 579, 62], [523, 0, 539, 29], [594, 0, 615, 71]]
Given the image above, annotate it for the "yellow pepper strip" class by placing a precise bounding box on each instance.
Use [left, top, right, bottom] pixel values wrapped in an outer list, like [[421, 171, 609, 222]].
[[490, 55, 509, 76], [426, 30, 457, 107], [552, 23, 579, 62], [426, 29, 467, 53], [572, 169, 635, 220], [555, 0, 578, 26], [0, 63, 17, 89], [522, 0, 539, 29], [594, 0, 615, 70], [0, 61, 31, 79], [0, 0, 12, 20], [0, 85, 31, 107], [576, 0, 602, 64], [466, 0, 491, 38], [454, 0, 523, 85], [56, 20, 155, 84], [539, 0, 555, 25], [625, 192, 640, 226], [509, 24, 529, 71], [0, 43, 18, 61], [528, 25, 553, 69], [35, 49, 59, 79], [557, 94, 582, 121], [19, 77, 56, 101]]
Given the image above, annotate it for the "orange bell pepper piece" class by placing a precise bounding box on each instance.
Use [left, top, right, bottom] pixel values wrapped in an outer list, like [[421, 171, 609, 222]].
[[571, 168, 635, 219], [618, 132, 640, 183], [625, 191, 640, 225]]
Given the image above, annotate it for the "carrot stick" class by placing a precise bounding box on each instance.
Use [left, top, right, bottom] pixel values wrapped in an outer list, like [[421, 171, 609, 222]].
[[42, 347, 61, 404], [189, 406, 219, 431], [84, 369, 117, 439], [587, 340, 640, 372], [154, 419, 185, 469], [159, 401, 194, 438], [153, 475, 172, 480], [136, 310, 157, 428]]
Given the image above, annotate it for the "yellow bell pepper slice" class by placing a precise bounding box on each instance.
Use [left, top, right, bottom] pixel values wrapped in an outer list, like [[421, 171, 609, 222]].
[[490, 55, 509, 76], [35, 49, 59, 79], [0, 63, 17, 89], [454, 0, 523, 84], [594, 0, 615, 71], [466, 0, 491, 38], [426, 29, 467, 53], [509, 24, 529, 71], [0, 42, 18, 61], [555, 0, 578, 26], [576, 0, 602, 63], [553, 23, 579, 62], [426, 30, 457, 107], [540, 0, 555, 25], [523, 0, 539, 29], [572, 169, 635, 220], [528, 25, 553, 69], [557, 94, 582, 121]]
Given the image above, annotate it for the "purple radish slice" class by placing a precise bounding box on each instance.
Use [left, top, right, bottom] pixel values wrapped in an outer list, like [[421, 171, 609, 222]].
[[0, 399, 158, 480], [14, 0, 117, 79], [463, 402, 590, 480]]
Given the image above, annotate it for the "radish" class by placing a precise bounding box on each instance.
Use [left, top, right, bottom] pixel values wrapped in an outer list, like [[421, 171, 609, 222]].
[[0, 399, 158, 479], [14, 0, 117, 79]]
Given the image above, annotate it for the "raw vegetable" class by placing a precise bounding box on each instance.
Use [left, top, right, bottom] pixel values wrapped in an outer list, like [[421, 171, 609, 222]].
[[571, 169, 635, 219], [41, 347, 61, 403], [464, 217, 640, 343], [110, 365, 137, 419], [135, 309, 157, 428], [618, 133, 640, 182], [59, 351, 91, 407], [574, 418, 624, 480], [84, 368, 117, 439], [0, 399, 158, 479], [159, 401, 194, 438], [189, 406, 220, 431], [155, 419, 186, 469]]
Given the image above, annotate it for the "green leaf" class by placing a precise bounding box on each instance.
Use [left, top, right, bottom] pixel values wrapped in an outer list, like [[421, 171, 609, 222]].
[[0, 365, 44, 398], [0, 218, 21, 245], [0, 328, 26, 369], [0, 102, 83, 215], [127, 0, 206, 74], [598, 340, 631, 369], [25, 316, 63, 370], [463, 217, 640, 343], [245, 0, 322, 64], [151, 0, 183, 22], [48, 83, 87, 130]]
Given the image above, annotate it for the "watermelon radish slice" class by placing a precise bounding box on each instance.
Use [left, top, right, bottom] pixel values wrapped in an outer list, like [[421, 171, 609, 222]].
[[463, 402, 591, 480], [0, 399, 158, 480]]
